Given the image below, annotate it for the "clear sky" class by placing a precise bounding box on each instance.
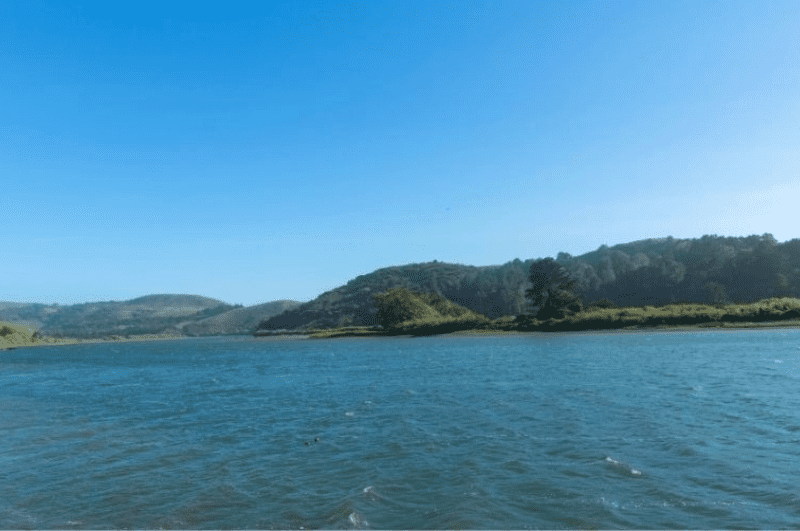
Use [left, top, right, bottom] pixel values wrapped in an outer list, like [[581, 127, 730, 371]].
[[2, 0, 798, 306]]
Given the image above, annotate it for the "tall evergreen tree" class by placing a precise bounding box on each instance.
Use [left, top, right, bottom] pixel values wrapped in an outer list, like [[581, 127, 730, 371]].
[[525, 258, 583, 320]]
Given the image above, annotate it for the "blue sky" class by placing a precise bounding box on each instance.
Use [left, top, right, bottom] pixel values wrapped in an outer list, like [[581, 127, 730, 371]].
[[2, 0, 798, 306]]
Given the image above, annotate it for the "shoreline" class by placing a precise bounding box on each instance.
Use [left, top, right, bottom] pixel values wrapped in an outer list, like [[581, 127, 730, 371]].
[[444, 319, 800, 336], [300, 319, 800, 339], [4, 320, 800, 351], [0, 334, 191, 351]]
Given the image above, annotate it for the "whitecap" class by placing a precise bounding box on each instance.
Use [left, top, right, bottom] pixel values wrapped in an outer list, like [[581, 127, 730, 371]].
[[345, 412, 354, 416], [600, 496, 620, 508], [605, 456, 643, 476], [363, 485, 386, 502]]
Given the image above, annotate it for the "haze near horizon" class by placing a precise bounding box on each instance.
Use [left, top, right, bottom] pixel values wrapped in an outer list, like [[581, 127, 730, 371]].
[[2, 0, 798, 306]]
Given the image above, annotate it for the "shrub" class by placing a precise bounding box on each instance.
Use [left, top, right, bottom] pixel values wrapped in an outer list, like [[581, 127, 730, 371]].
[[587, 298, 617, 309], [372, 287, 484, 331], [0, 325, 14, 337], [372, 287, 440, 328]]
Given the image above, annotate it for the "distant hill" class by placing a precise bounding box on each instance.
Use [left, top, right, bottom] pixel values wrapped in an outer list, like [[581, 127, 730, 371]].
[[253, 233, 800, 332], [0, 294, 302, 339], [180, 300, 302, 336], [125, 294, 227, 308]]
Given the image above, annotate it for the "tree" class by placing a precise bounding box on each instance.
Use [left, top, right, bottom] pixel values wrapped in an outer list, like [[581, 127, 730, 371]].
[[703, 281, 730, 307], [525, 258, 583, 320]]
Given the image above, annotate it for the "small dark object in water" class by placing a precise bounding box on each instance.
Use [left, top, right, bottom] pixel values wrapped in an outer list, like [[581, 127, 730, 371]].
[[314, 437, 319, 442], [304, 441, 309, 445]]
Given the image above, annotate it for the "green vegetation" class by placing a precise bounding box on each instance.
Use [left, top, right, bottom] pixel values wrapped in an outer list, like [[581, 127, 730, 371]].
[[0, 299, 246, 340], [371, 287, 490, 335], [254, 233, 800, 333], [307, 292, 800, 338], [525, 258, 583, 319], [0, 319, 187, 350], [585, 298, 618, 309], [513, 296, 800, 332], [0, 321, 44, 348]]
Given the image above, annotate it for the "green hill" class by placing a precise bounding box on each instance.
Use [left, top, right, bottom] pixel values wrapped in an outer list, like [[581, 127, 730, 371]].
[[372, 287, 491, 335], [0, 295, 301, 339], [0, 321, 40, 348], [254, 233, 800, 333]]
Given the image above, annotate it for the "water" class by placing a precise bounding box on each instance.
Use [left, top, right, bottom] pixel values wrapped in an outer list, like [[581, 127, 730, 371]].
[[2, 329, 800, 529]]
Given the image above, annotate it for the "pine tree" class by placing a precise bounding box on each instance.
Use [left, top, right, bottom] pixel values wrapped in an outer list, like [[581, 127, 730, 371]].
[[525, 258, 583, 320]]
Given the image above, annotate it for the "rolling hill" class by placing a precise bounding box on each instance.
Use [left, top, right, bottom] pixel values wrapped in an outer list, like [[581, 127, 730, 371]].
[[0, 294, 302, 339]]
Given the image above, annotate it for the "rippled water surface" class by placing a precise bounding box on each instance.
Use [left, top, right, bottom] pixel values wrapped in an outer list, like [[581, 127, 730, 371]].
[[3, 329, 800, 529]]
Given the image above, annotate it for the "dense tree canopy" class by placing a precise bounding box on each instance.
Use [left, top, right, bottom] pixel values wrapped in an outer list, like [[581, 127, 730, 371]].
[[525, 258, 583, 320]]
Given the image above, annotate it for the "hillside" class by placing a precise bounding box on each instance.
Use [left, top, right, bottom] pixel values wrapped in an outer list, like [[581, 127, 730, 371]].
[[180, 300, 303, 336], [0, 294, 301, 339], [253, 259, 535, 332], [254, 233, 800, 332], [0, 321, 40, 349]]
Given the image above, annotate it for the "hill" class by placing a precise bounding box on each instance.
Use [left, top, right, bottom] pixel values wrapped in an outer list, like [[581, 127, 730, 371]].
[[253, 233, 800, 333], [0, 294, 302, 339], [0, 321, 39, 349], [180, 300, 303, 336], [253, 259, 534, 332]]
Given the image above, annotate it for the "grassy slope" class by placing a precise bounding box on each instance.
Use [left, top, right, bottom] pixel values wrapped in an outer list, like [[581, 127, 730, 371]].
[[0, 321, 39, 348]]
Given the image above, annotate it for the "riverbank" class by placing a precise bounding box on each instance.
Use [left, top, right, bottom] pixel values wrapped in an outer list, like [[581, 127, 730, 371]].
[[7, 297, 800, 349], [0, 321, 189, 351], [289, 298, 800, 338], [301, 318, 800, 339]]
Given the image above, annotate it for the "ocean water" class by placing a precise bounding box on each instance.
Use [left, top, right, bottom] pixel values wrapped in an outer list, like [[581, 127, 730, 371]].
[[2, 329, 800, 529]]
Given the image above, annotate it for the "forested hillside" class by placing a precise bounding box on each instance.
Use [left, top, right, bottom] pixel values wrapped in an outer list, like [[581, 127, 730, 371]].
[[253, 259, 537, 331], [560, 233, 799, 306], [253, 233, 800, 332]]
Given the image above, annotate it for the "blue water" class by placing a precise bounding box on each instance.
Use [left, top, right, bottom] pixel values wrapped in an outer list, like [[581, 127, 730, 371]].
[[2, 329, 800, 529]]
